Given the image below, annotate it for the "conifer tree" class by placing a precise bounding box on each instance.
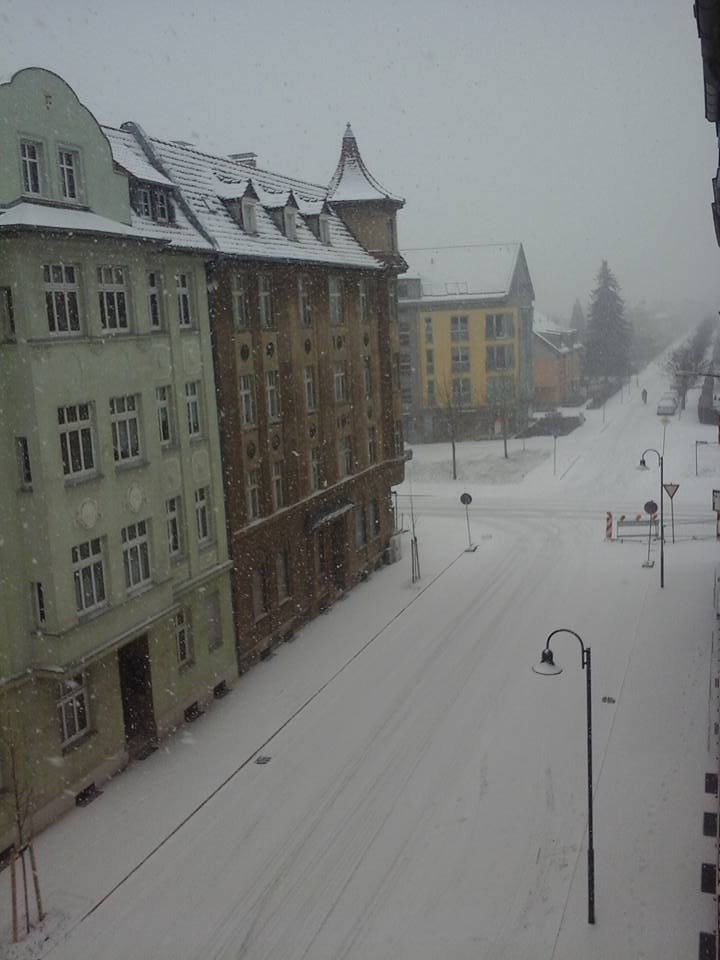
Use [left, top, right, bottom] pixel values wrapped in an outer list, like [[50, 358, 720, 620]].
[[570, 298, 586, 336], [584, 260, 632, 379]]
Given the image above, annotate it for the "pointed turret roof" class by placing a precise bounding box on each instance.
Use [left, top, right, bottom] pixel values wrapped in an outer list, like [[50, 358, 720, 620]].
[[328, 123, 404, 207]]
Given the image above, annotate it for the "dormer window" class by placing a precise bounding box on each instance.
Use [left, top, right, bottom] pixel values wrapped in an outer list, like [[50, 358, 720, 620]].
[[59, 149, 80, 201], [283, 207, 297, 241], [155, 190, 169, 222], [319, 215, 331, 245], [241, 197, 257, 234], [20, 141, 44, 196], [134, 183, 173, 223]]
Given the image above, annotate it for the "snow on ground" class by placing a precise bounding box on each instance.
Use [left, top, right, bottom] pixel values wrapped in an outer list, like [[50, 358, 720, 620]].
[[3, 358, 719, 959]]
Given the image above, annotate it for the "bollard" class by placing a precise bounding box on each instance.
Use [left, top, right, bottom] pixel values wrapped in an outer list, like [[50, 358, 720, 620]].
[[606, 512, 613, 540]]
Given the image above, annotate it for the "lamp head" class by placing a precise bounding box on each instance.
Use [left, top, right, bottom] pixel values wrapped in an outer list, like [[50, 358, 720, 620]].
[[532, 647, 563, 676], [638, 457, 648, 470]]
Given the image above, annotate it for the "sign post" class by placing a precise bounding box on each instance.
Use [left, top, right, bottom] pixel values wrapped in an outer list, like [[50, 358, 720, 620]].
[[663, 483, 679, 544], [642, 499, 658, 570], [713, 490, 720, 540], [460, 493, 477, 552]]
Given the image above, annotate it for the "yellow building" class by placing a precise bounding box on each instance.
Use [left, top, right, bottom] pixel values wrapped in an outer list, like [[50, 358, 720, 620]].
[[398, 244, 534, 441]]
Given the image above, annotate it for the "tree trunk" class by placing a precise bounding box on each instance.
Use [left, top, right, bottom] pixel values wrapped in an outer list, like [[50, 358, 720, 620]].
[[451, 439, 457, 479]]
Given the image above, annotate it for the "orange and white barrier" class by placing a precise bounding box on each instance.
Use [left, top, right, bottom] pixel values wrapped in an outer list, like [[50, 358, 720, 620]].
[[606, 512, 613, 539]]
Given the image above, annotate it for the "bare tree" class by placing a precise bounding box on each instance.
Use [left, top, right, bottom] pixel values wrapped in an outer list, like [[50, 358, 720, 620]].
[[433, 377, 471, 480]]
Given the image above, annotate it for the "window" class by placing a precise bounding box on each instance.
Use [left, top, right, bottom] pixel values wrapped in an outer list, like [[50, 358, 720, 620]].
[[451, 346, 470, 373], [20, 141, 43, 195], [206, 593, 223, 651], [185, 381, 202, 437], [334, 363, 347, 403], [166, 496, 182, 558], [239, 374, 256, 426], [175, 609, 192, 665], [427, 379, 435, 405], [233, 274, 249, 328], [33, 581, 46, 626], [304, 366, 317, 412], [44, 264, 80, 335], [424, 316, 433, 343], [284, 207, 297, 240], [176, 273, 193, 327], [155, 190, 169, 221], [329, 277, 343, 324], [110, 394, 141, 464], [271, 461, 284, 511], [122, 520, 151, 591], [368, 427, 377, 464], [485, 345, 515, 371], [57, 674, 90, 747], [58, 149, 79, 200], [241, 197, 257, 234], [299, 276, 313, 326], [426, 349, 434, 375], [246, 470, 260, 520], [139, 187, 152, 218], [266, 370, 281, 421], [309, 447, 320, 491], [451, 315, 469, 341], [276, 549, 291, 602], [0, 287, 15, 341], [58, 403, 95, 478], [401, 386, 412, 404], [363, 358, 373, 399], [355, 506, 367, 547], [452, 378, 472, 404], [387, 280, 397, 323], [195, 487, 211, 543], [258, 275, 274, 328], [485, 313, 514, 339], [72, 538, 106, 613], [339, 436, 352, 477], [148, 271, 162, 330], [359, 279, 368, 323], [392, 352, 401, 388], [394, 421, 403, 455], [156, 385, 173, 445], [252, 567, 267, 621], [16, 436, 32, 488], [486, 377, 515, 403], [370, 498, 381, 536], [98, 266, 129, 332], [319, 214, 331, 244]]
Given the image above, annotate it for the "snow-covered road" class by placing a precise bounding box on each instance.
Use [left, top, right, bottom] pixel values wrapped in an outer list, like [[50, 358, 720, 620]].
[[6, 359, 719, 959]]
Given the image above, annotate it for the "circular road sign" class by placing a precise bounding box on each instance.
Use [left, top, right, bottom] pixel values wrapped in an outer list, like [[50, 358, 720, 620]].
[[460, 493, 472, 505], [644, 500, 658, 515]]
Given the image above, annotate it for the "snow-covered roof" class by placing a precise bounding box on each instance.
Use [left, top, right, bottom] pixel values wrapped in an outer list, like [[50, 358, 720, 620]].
[[0, 202, 153, 240], [103, 127, 174, 187], [401, 243, 522, 300], [328, 123, 404, 206], [145, 136, 381, 269], [533, 310, 567, 336]]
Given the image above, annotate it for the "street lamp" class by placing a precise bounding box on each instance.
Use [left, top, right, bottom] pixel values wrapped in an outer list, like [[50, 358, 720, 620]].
[[638, 448, 664, 588], [533, 629, 595, 924]]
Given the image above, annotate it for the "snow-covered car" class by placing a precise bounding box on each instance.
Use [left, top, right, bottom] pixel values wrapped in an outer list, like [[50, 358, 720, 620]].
[[656, 396, 678, 415]]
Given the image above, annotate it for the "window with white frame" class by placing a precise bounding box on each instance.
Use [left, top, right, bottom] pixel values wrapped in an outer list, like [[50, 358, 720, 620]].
[[266, 370, 281, 421], [185, 381, 202, 437], [368, 426, 377, 464], [339, 436, 352, 477], [58, 149, 80, 200], [451, 346, 470, 373], [122, 520, 151, 591], [156, 385, 173, 445], [252, 567, 267, 621], [58, 403, 95, 478], [309, 446, 320, 491], [16, 436, 32, 488], [486, 377, 515, 403], [195, 487, 211, 543], [329, 277, 343, 324], [110, 394, 141, 464], [32, 581, 46, 626], [485, 313, 514, 339], [359, 279, 368, 323], [283, 207, 297, 240], [276, 549, 290, 602], [148, 271, 162, 330], [452, 378, 472, 404], [424, 316, 433, 342], [271, 460, 284, 511], [233, 274, 249, 329], [139, 187, 152, 218], [485, 344, 514, 371], [355, 505, 367, 547], [246, 470, 260, 520], [72, 537, 106, 613], [304, 366, 316, 412], [239, 374, 256, 426], [363, 357, 373, 399], [334, 363, 347, 403], [0, 286, 15, 341], [155, 190, 169, 222], [176, 273, 193, 327], [206, 593, 223, 651], [175, 609, 192, 665], [241, 197, 257, 234], [43, 264, 80, 335], [319, 214, 331, 244], [57, 674, 90, 747], [98, 266, 129, 332], [394, 420, 404, 455], [426, 379, 435, 405], [451, 315, 469, 342], [299, 276, 313, 326], [20, 141, 43, 195], [258, 275, 274, 328], [426, 349, 434, 375], [166, 496, 182, 558]]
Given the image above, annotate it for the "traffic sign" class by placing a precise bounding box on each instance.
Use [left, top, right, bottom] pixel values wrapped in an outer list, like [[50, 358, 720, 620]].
[[460, 493, 472, 505], [644, 500, 658, 515], [663, 483, 679, 500], [660, 417, 671, 427]]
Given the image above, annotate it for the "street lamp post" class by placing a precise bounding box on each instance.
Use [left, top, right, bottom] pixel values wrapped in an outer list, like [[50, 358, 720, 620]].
[[533, 629, 595, 924], [639, 448, 664, 588]]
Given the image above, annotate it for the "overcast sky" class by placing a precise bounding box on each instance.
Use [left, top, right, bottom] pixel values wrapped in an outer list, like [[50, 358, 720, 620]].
[[3, 0, 718, 319]]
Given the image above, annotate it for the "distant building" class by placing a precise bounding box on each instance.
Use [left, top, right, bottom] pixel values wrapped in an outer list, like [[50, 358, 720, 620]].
[[532, 314, 584, 408], [397, 243, 534, 442]]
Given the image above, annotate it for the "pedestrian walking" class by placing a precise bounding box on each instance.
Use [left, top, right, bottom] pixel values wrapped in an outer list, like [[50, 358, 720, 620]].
[[641, 388, 647, 405]]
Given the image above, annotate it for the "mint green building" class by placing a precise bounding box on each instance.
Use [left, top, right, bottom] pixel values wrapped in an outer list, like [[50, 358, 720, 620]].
[[0, 69, 236, 850]]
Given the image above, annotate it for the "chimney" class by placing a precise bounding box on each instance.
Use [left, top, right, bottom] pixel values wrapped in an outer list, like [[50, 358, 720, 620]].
[[228, 152, 257, 168]]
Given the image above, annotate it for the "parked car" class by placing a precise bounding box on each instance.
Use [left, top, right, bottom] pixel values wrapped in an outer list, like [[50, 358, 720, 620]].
[[656, 395, 678, 415]]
